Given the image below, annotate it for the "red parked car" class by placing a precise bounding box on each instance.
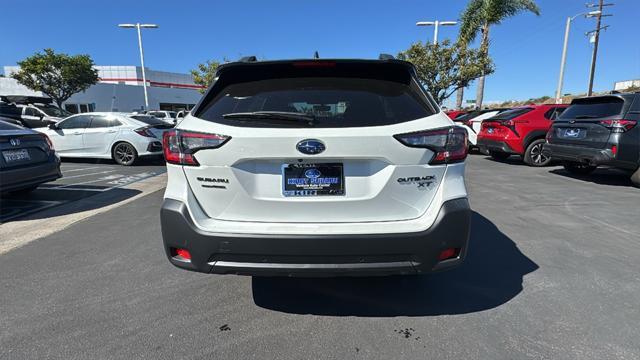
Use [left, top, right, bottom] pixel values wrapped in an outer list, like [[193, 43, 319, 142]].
[[445, 110, 467, 120], [477, 104, 568, 166]]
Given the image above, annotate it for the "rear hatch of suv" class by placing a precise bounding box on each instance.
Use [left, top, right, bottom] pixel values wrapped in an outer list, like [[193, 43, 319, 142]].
[[550, 95, 634, 149], [167, 60, 463, 223]]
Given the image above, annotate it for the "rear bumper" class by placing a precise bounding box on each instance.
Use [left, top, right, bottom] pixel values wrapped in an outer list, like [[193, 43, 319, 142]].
[[544, 143, 634, 169], [160, 197, 471, 277], [0, 155, 62, 193], [477, 138, 518, 155]]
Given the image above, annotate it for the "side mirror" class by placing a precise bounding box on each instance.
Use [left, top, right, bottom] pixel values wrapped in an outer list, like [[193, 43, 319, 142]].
[[39, 114, 45, 120], [48, 122, 58, 130]]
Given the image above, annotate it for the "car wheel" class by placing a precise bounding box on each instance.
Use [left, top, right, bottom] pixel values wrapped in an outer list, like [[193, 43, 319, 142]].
[[523, 139, 551, 167], [489, 151, 511, 161], [112, 142, 138, 166], [563, 162, 597, 175], [631, 167, 640, 188]]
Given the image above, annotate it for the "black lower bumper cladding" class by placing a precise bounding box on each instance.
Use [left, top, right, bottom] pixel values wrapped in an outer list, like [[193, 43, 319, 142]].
[[160, 198, 471, 277]]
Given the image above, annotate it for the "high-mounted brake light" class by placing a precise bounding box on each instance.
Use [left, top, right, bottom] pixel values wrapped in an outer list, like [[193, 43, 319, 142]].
[[394, 126, 468, 164], [292, 61, 336, 68], [599, 119, 637, 133], [162, 129, 230, 166]]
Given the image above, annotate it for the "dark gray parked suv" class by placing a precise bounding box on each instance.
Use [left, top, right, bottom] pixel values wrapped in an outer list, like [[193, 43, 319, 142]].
[[544, 93, 640, 187], [0, 120, 62, 193]]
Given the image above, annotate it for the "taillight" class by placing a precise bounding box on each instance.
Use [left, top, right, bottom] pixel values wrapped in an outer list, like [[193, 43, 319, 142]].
[[134, 127, 155, 138], [40, 133, 54, 153], [394, 126, 468, 164], [599, 119, 637, 133], [162, 129, 230, 166]]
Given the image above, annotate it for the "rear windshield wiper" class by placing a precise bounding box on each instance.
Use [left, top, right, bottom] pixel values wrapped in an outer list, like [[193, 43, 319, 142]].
[[574, 115, 600, 119], [222, 111, 316, 126]]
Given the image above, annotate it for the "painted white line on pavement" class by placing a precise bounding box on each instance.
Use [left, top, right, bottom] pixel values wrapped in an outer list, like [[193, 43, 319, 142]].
[[61, 166, 106, 173], [56, 170, 118, 180], [0, 174, 167, 255]]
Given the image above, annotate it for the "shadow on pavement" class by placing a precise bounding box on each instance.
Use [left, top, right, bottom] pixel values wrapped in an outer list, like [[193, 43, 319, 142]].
[[549, 168, 634, 188], [252, 211, 538, 317], [0, 187, 141, 223], [61, 156, 166, 166]]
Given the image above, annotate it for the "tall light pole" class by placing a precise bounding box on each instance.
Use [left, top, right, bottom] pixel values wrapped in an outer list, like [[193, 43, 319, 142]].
[[586, 0, 613, 96], [555, 11, 601, 103], [416, 20, 457, 44], [118, 23, 158, 109]]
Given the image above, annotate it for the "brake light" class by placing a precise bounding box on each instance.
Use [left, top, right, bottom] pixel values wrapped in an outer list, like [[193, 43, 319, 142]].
[[394, 126, 467, 164], [134, 127, 155, 138], [599, 119, 637, 133], [162, 129, 230, 166], [611, 145, 617, 156], [292, 61, 336, 68], [39, 133, 54, 153]]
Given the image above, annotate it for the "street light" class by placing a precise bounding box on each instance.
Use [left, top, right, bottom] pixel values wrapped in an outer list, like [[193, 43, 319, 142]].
[[554, 11, 601, 103], [118, 23, 158, 109], [416, 20, 457, 44]]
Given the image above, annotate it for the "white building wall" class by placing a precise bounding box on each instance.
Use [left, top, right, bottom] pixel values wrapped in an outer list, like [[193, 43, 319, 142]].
[[0, 77, 201, 112], [614, 79, 640, 91]]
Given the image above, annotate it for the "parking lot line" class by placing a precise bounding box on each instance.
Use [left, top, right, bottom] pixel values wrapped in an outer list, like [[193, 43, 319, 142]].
[[61, 166, 109, 173], [51, 174, 126, 189], [57, 170, 118, 180]]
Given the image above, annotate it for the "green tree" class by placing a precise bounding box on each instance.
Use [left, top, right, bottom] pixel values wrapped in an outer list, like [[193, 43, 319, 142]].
[[459, 0, 540, 108], [11, 49, 99, 108], [397, 40, 494, 105], [190, 60, 221, 94]]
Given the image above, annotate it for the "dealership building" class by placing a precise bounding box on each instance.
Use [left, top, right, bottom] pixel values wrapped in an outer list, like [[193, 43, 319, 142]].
[[0, 65, 204, 114]]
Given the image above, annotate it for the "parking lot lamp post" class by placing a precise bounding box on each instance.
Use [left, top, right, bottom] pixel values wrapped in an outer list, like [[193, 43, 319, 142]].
[[416, 21, 458, 45], [117, 23, 158, 110], [555, 11, 601, 103]]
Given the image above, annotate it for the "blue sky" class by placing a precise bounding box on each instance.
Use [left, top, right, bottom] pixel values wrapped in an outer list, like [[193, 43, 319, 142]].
[[1, 0, 638, 106]]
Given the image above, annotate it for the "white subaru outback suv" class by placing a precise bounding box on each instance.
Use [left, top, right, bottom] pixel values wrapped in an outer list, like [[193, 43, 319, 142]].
[[161, 56, 471, 276]]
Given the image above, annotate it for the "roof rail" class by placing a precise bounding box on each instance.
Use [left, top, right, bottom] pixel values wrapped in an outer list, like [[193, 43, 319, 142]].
[[379, 53, 395, 60], [239, 56, 257, 62]]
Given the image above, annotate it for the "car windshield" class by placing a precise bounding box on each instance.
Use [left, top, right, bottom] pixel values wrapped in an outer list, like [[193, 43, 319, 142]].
[[36, 104, 72, 117], [489, 107, 534, 120], [560, 97, 625, 119], [197, 77, 433, 128], [130, 115, 168, 126]]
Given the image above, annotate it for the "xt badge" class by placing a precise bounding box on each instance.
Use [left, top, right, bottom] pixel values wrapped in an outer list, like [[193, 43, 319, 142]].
[[397, 175, 437, 190]]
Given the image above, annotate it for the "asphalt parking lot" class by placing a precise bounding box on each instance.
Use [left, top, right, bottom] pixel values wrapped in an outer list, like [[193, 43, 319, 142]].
[[1, 154, 640, 359], [0, 157, 166, 223]]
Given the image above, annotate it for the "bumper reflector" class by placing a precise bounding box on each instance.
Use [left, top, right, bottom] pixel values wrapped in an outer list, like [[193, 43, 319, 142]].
[[173, 248, 192, 261], [438, 247, 460, 261]]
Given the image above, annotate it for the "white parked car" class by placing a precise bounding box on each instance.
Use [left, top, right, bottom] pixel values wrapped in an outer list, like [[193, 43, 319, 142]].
[[452, 108, 510, 147], [160, 57, 471, 277], [37, 112, 172, 165], [146, 110, 178, 124]]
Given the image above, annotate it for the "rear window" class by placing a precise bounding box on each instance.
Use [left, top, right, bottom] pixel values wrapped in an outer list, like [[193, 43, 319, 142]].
[[560, 97, 625, 119], [130, 115, 167, 126], [196, 77, 434, 128], [490, 107, 533, 120]]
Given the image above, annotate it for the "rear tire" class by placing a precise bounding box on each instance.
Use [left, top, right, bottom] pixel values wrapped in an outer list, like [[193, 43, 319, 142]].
[[523, 139, 551, 167], [489, 151, 511, 161], [112, 142, 138, 166], [631, 167, 640, 188], [563, 162, 597, 175]]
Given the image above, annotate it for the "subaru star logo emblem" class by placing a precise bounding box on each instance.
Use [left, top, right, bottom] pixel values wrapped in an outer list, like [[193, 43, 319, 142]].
[[296, 139, 325, 155], [304, 168, 321, 179], [566, 129, 580, 137], [9, 138, 20, 146]]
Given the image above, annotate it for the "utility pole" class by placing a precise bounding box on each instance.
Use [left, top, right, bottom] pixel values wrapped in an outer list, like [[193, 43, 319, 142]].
[[586, 0, 613, 96], [555, 10, 601, 103]]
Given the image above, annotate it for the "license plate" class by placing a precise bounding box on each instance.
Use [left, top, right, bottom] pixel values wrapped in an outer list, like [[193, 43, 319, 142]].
[[560, 128, 585, 139], [2, 149, 30, 163], [282, 163, 345, 197]]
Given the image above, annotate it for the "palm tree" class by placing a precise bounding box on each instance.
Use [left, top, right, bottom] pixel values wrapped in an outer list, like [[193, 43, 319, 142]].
[[459, 0, 540, 108]]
